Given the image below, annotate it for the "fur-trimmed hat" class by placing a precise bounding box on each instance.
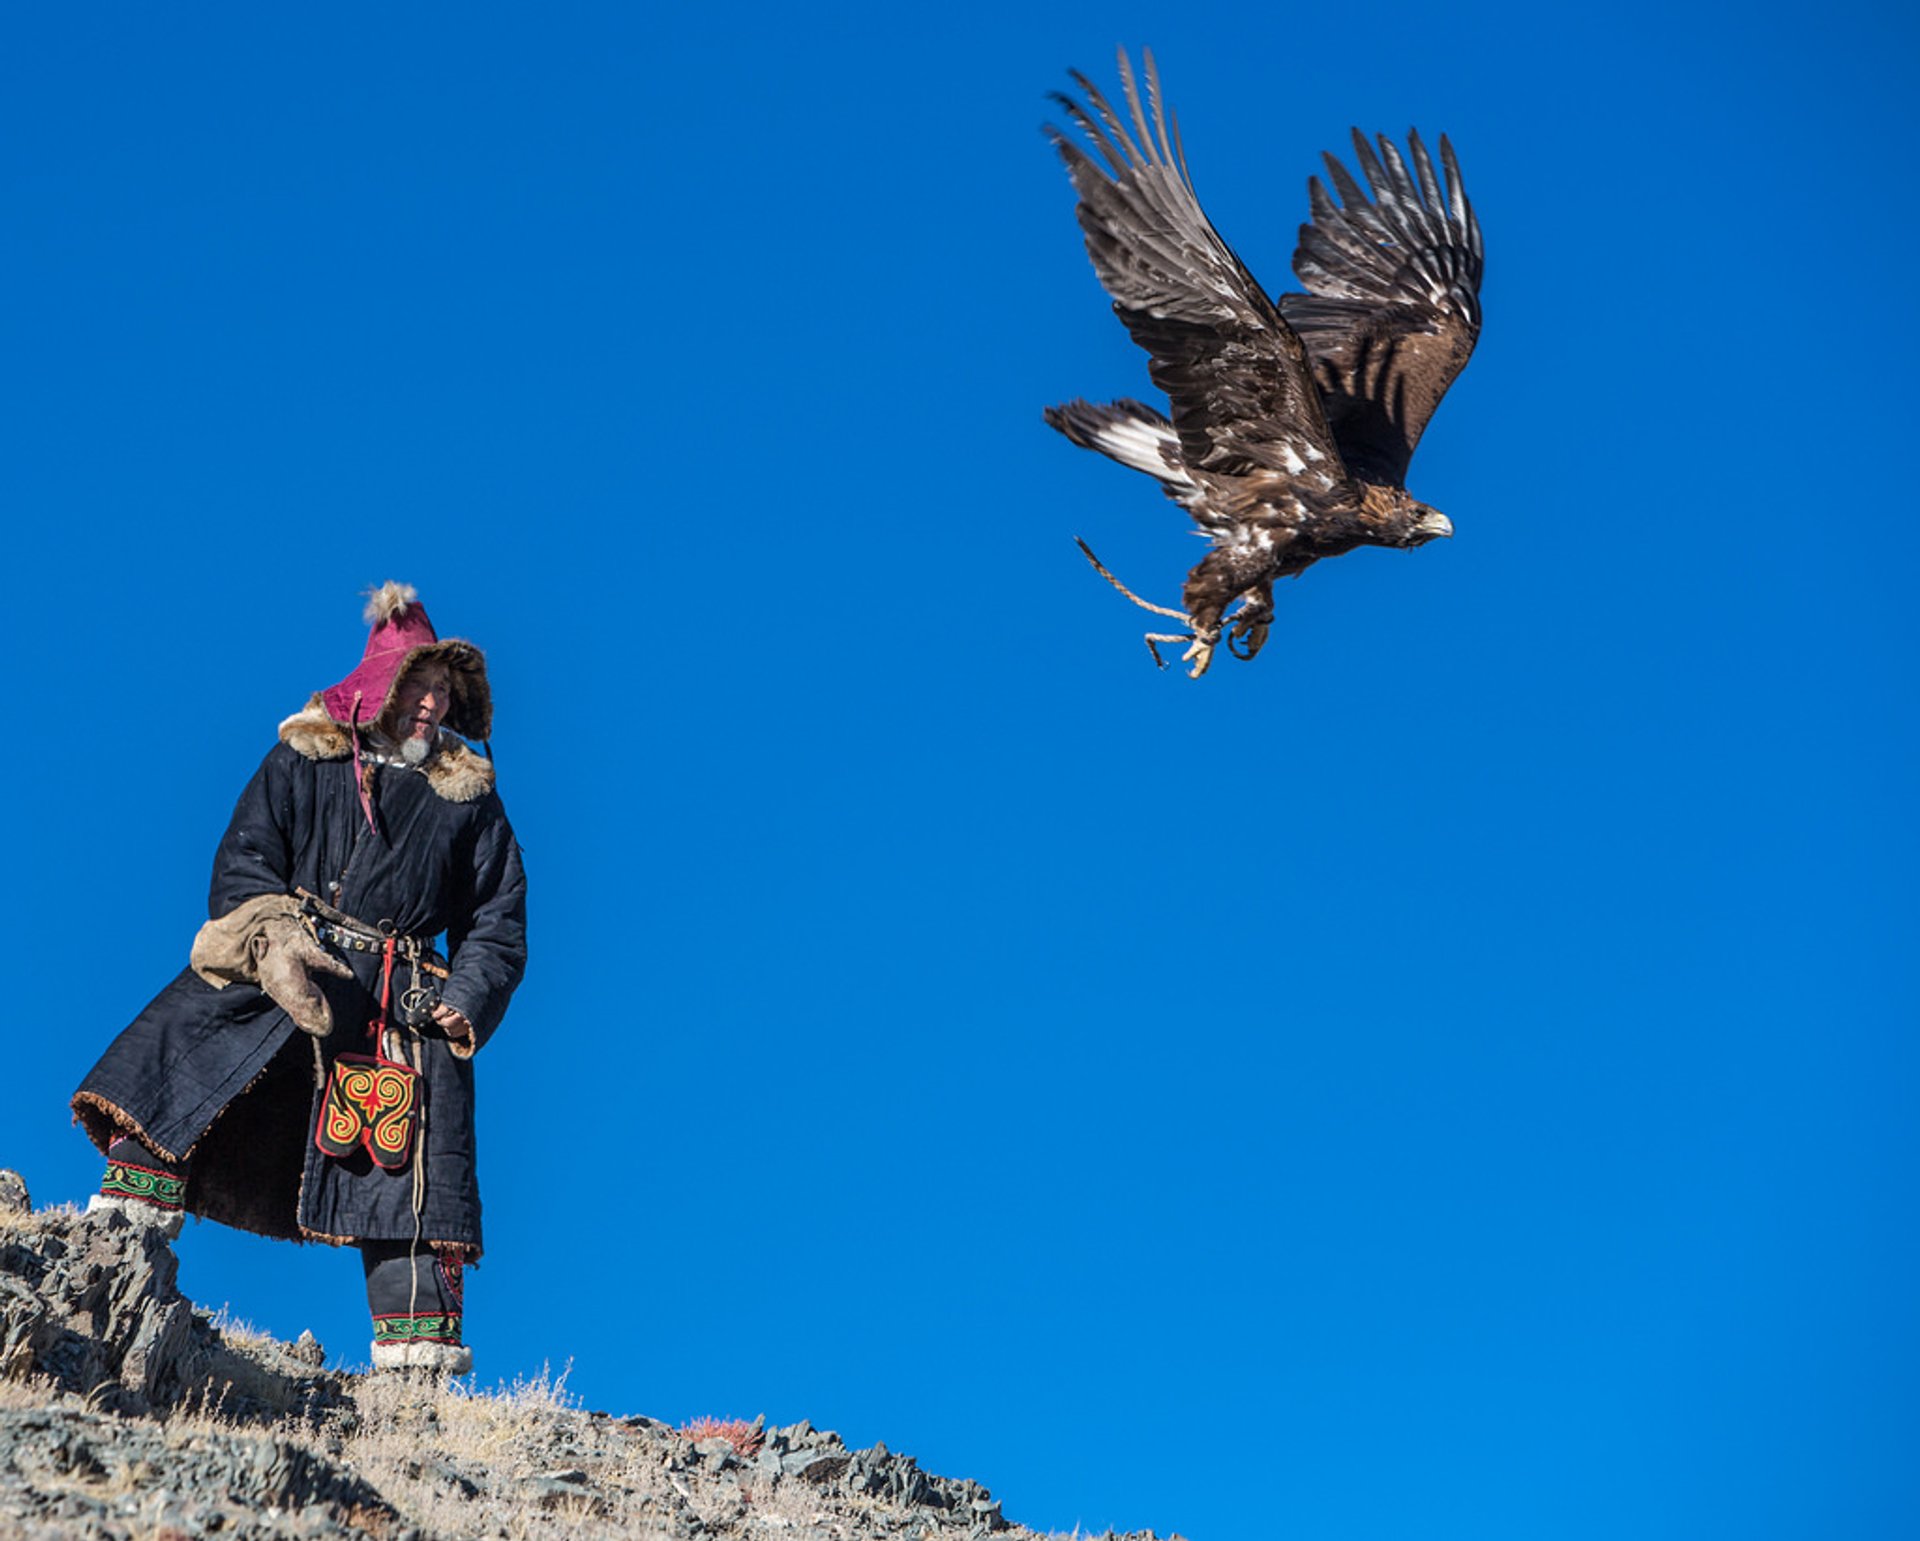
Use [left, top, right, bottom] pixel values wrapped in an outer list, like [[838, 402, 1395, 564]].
[[320, 582, 492, 741]]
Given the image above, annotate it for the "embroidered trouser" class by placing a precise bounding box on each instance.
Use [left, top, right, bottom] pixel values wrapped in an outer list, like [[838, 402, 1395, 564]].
[[100, 1136, 468, 1357], [361, 1240, 466, 1350], [99, 1135, 187, 1216]]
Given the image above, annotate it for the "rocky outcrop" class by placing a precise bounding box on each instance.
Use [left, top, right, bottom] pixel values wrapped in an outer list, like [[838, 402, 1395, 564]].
[[0, 1172, 1171, 1541], [740, 1420, 1007, 1529], [0, 1406, 395, 1540], [0, 1189, 344, 1421]]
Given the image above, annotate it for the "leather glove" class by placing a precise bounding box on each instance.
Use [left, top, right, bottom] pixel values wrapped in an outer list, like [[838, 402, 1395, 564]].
[[253, 918, 354, 1037]]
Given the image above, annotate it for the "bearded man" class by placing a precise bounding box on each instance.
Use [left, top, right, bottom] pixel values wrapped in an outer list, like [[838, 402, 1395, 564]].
[[72, 582, 527, 1374]]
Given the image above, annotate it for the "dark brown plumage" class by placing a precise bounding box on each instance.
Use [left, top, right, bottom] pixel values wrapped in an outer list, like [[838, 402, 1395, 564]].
[[1045, 49, 1484, 676]]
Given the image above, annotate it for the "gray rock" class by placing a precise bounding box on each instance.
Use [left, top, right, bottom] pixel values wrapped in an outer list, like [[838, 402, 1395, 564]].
[[0, 1207, 346, 1423], [0, 1406, 395, 1535], [0, 1171, 28, 1214], [527, 1473, 607, 1514]]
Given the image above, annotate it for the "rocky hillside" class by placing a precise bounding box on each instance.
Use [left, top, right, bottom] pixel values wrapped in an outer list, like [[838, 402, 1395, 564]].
[[0, 1172, 1175, 1541]]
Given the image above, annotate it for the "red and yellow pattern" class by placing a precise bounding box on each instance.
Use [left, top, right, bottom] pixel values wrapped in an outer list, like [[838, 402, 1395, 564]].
[[314, 1054, 419, 1170]]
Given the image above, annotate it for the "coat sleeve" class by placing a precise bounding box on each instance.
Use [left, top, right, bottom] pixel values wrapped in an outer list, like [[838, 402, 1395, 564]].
[[206, 747, 299, 919], [439, 796, 527, 1056]]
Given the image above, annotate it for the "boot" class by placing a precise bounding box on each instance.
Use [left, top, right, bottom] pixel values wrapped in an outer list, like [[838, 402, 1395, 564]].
[[362, 1240, 472, 1374], [87, 1136, 187, 1239]]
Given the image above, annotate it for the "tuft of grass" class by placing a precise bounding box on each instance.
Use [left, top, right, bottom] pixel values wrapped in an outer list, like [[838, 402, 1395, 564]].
[[474, 1358, 579, 1414], [203, 1303, 280, 1354], [0, 1202, 82, 1236]]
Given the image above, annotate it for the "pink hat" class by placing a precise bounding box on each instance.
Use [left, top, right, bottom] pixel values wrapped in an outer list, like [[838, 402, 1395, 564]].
[[321, 582, 492, 740]]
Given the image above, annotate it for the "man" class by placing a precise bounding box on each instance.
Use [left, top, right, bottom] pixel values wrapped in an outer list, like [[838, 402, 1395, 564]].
[[72, 582, 527, 1373]]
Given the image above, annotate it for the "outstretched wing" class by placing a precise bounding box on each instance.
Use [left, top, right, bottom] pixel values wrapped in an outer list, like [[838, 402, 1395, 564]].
[[1048, 49, 1358, 527], [1280, 129, 1483, 488]]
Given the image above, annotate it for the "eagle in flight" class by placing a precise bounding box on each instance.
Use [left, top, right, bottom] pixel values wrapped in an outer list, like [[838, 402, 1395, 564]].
[[1044, 49, 1484, 677]]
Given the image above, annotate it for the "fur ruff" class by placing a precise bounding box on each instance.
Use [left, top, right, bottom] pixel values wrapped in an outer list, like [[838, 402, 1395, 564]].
[[363, 580, 419, 626], [336, 636, 493, 743], [278, 695, 495, 803], [371, 1340, 472, 1374], [71, 1093, 184, 1166]]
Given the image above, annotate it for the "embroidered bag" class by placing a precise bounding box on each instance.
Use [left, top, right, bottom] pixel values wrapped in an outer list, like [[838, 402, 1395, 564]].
[[316, 1053, 420, 1169], [314, 933, 422, 1170]]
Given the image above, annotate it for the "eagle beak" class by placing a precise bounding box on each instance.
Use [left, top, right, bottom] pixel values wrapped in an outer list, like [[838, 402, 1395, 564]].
[[1415, 511, 1454, 541]]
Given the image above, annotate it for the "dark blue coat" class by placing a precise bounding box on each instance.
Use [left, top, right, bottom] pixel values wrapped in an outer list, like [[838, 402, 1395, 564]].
[[73, 698, 527, 1256]]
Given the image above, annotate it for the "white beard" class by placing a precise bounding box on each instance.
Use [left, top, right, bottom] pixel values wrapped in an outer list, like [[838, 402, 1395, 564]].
[[399, 734, 433, 767]]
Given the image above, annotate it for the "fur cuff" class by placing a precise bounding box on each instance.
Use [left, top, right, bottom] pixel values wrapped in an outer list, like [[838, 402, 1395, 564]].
[[85, 1193, 185, 1240], [371, 1340, 472, 1374]]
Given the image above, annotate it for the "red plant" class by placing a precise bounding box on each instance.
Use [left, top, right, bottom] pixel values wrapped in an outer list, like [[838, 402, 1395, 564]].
[[678, 1416, 764, 1458]]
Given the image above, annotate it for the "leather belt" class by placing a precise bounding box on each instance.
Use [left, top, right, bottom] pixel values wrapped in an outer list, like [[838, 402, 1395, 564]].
[[295, 888, 448, 978]]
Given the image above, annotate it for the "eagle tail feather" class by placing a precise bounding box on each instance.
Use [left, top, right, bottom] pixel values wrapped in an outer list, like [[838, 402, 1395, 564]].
[[1044, 398, 1188, 486]]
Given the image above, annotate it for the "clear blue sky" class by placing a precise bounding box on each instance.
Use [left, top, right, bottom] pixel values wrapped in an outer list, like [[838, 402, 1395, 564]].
[[3, 4, 1914, 1538]]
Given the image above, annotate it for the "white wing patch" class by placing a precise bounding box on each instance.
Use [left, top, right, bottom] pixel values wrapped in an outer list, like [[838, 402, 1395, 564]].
[[1091, 415, 1191, 486], [1276, 439, 1329, 477]]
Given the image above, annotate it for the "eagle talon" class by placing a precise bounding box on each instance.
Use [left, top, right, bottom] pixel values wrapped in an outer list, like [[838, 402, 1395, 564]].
[[1143, 631, 1192, 670], [1181, 630, 1220, 679], [1226, 600, 1273, 662]]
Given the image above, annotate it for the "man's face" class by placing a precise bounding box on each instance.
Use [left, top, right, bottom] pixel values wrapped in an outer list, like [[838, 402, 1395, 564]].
[[392, 663, 453, 742]]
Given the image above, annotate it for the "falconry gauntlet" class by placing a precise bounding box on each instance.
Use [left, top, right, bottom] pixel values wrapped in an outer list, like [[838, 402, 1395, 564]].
[[189, 894, 353, 1036], [254, 919, 354, 1037]]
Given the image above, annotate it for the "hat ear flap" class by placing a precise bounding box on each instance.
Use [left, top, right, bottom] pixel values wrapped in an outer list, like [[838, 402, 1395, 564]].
[[452, 659, 492, 741]]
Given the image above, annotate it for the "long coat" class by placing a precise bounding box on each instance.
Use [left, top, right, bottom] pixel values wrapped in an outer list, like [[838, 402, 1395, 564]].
[[73, 697, 527, 1256]]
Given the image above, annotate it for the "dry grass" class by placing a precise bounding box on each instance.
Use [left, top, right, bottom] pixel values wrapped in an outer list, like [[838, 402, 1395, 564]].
[[433, 1360, 584, 1463], [203, 1302, 282, 1356], [0, 1377, 57, 1411], [0, 1201, 83, 1236], [334, 1360, 686, 1538]]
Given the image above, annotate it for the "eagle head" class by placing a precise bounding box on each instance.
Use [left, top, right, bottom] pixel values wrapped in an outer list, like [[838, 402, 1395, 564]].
[[1383, 492, 1454, 549], [1357, 484, 1454, 548], [1407, 504, 1454, 545]]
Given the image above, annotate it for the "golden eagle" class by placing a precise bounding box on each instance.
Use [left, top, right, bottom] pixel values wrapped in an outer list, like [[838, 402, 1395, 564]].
[[1045, 49, 1484, 677]]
